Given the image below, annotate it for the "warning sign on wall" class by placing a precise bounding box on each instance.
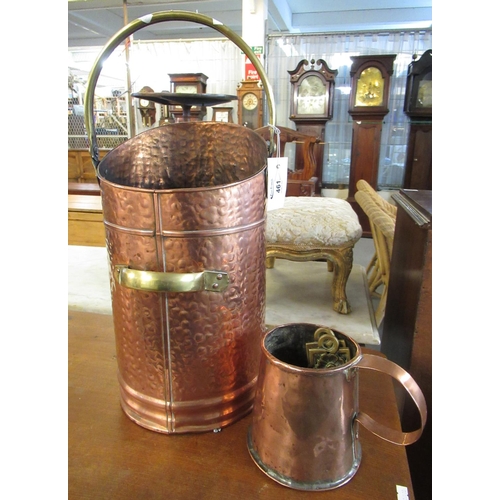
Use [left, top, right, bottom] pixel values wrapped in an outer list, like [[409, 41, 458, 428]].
[[245, 46, 263, 81]]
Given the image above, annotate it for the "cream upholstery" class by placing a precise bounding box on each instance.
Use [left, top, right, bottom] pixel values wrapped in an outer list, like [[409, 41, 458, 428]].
[[266, 197, 362, 246], [265, 197, 362, 315]]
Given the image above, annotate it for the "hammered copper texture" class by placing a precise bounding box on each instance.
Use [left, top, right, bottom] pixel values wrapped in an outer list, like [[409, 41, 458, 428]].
[[97, 122, 268, 433], [98, 122, 268, 190], [248, 324, 362, 490]]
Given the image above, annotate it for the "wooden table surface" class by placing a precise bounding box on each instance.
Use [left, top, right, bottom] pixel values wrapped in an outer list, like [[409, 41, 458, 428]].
[[68, 310, 415, 499]]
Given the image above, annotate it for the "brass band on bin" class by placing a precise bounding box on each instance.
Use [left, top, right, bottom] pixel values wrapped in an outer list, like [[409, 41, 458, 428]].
[[115, 265, 229, 293]]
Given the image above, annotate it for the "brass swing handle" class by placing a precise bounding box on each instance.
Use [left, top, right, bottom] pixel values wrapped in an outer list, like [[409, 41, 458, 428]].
[[115, 266, 229, 293], [84, 10, 276, 170], [355, 354, 427, 446]]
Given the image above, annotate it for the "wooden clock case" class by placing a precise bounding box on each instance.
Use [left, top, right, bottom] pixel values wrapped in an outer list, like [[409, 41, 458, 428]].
[[168, 73, 208, 122], [237, 80, 264, 130], [403, 49, 432, 190], [347, 55, 396, 233], [288, 59, 338, 194]]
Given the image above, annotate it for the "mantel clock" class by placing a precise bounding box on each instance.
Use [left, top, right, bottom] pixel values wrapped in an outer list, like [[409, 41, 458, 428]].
[[168, 73, 208, 122], [136, 86, 156, 128], [237, 80, 264, 130], [212, 107, 234, 123]]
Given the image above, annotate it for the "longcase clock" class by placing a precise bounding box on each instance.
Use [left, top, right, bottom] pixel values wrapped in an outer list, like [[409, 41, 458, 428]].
[[288, 59, 337, 194], [168, 73, 208, 122], [348, 54, 396, 233], [403, 49, 432, 190], [237, 80, 264, 130]]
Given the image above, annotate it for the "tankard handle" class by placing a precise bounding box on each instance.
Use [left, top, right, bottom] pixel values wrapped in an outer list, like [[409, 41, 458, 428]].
[[355, 354, 427, 446], [84, 10, 276, 170]]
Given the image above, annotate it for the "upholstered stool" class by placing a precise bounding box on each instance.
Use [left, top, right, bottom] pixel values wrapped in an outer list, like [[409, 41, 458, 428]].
[[266, 197, 362, 314]]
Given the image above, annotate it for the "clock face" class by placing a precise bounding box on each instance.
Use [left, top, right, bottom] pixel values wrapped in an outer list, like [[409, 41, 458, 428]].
[[215, 111, 228, 122], [417, 77, 432, 108], [175, 85, 198, 94], [297, 75, 327, 115], [355, 67, 384, 106], [242, 93, 258, 110], [139, 99, 150, 107]]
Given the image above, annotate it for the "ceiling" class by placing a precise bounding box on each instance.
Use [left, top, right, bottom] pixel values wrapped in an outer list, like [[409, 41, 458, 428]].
[[68, 0, 432, 47]]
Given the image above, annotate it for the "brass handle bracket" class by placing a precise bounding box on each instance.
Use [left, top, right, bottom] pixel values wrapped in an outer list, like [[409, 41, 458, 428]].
[[115, 265, 229, 293]]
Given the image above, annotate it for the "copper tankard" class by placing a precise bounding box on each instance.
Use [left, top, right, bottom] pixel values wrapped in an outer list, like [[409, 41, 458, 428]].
[[247, 323, 427, 491]]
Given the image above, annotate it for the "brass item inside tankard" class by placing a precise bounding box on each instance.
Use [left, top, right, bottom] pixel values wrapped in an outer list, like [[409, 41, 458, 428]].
[[305, 327, 352, 369]]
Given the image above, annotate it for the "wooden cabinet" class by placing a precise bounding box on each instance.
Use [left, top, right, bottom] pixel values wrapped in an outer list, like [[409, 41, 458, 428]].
[[68, 194, 105, 247], [381, 189, 432, 500], [68, 149, 107, 183]]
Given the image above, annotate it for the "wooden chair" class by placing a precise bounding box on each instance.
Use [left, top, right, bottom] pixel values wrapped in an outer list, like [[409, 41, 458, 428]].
[[254, 125, 320, 196], [265, 196, 362, 314], [354, 190, 395, 326], [356, 179, 397, 296]]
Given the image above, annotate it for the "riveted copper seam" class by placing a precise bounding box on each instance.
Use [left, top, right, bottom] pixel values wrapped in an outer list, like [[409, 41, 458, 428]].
[[159, 219, 266, 237], [103, 221, 155, 236]]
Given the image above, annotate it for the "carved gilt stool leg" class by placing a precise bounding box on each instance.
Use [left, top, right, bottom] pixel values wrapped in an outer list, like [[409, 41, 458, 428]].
[[265, 256, 276, 269], [326, 245, 354, 315]]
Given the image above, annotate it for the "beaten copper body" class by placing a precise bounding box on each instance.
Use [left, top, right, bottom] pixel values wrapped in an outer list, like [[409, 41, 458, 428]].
[[97, 122, 269, 433]]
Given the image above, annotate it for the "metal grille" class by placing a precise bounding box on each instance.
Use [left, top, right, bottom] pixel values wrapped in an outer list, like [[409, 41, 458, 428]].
[[68, 96, 128, 150]]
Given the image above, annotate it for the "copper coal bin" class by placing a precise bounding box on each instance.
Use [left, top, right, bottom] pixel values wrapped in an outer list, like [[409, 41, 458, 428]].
[[84, 12, 276, 434]]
